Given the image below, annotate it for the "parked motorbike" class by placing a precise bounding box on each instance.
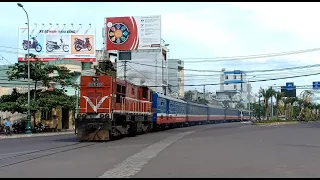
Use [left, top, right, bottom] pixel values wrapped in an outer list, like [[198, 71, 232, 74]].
[[46, 37, 69, 52], [0, 124, 4, 134], [12, 120, 26, 134], [22, 36, 42, 52], [35, 122, 45, 133], [74, 37, 92, 51]]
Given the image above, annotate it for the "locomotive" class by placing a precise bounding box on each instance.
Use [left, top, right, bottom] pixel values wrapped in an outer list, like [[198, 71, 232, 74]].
[[75, 75, 249, 141]]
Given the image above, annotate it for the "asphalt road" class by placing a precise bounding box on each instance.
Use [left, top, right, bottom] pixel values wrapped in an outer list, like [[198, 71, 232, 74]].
[[0, 122, 320, 178]]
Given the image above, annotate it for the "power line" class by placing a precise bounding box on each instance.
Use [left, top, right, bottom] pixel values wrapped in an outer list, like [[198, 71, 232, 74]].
[[127, 60, 320, 73], [146, 72, 320, 87], [172, 47, 320, 62], [118, 66, 320, 79]]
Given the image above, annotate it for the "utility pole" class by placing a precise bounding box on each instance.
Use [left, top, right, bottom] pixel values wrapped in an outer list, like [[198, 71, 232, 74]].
[[203, 85, 206, 101], [247, 76, 256, 120], [123, 60, 127, 82], [270, 84, 276, 119], [258, 93, 261, 120], [270, 94, 273, 119], [75, 88, 78, 134]]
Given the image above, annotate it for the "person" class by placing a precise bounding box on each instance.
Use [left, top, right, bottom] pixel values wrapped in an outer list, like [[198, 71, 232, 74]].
[[4, 118, 11, 136]]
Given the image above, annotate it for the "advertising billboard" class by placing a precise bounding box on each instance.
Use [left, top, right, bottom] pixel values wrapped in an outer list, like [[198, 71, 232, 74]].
[[105, 15, 161, 51], [18, 26, 96, 62]]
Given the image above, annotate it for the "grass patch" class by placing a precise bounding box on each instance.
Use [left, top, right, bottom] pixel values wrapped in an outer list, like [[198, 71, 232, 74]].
[[252, 118, 297, 125], [254, 119, 296, 124]]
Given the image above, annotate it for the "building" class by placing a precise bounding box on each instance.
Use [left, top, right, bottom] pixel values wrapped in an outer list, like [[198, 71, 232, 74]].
[[113, 39, 170, 94], [184, 90, 220, 105], [216, 68, 252, 108], [168, 59, 184, 97]]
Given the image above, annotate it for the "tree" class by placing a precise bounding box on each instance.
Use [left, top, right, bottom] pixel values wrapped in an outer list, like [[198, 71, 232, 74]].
[[197, 98, 209, 104], [235, 102, 244, 109], [259, 87, 276, 120], [0, 89, 25, 113], [0, 88, 77, 127], [184, 91, 193, 101], [274, 91, 284, 117], [4, 55, 78, 126], [6, 54, 76, 100], [251, 102, 265, 118]]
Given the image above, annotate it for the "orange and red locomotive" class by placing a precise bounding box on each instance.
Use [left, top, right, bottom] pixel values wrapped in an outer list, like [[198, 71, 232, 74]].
[[75, 75, 153, 141]]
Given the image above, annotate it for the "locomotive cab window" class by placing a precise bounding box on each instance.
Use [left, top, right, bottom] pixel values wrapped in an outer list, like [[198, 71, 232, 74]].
[[116, 84, 126, 103], [142, 87, 148, 98]]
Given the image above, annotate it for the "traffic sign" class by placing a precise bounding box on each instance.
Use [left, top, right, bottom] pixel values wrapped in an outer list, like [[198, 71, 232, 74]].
[[286, 82, 294, 90], [312, 81, 320, 89]]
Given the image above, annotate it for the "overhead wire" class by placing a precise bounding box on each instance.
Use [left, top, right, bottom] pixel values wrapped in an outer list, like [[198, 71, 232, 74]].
[[146, 72, 320, 87], [2, 44, 320, 90]]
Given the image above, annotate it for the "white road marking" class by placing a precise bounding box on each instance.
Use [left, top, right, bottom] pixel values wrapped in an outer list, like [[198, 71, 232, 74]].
[[99, 131, 195, 178]]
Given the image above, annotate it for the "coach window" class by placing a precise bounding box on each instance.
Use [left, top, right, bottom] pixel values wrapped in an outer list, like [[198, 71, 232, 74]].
[[161, 101, 165, 112]]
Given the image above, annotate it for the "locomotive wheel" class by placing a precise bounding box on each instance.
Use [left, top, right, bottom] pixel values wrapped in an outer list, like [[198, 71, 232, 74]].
[[110, 129, 122, 140]]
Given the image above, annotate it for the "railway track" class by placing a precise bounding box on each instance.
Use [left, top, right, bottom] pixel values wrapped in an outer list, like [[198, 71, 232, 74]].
[[0, 142, 100, 169]]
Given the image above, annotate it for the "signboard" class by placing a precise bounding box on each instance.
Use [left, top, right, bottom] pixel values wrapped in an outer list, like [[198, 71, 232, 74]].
[[105, 15, 161, 51], [312, 81, 320, 89], [18, 26, 96, 62], [286, 82, 294, 90], [281, 86, 296, 97]]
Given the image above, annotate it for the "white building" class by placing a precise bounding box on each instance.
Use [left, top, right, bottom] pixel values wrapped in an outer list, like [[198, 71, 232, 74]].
[[216, 68, 253, 108], [99, 39, 169, 94], [168, 59, 184, 97]]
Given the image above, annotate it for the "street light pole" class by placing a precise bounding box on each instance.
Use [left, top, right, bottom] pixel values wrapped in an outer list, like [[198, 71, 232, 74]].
[[17, 3, 32, 134], [248, 76, 256, 121], [270, 84, 276, 119]]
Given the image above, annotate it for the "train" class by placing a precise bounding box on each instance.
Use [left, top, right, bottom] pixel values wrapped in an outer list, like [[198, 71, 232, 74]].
[[75, 75, 249, 141]]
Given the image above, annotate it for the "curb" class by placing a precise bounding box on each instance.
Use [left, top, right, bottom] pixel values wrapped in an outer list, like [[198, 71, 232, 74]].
[[0, 131, 74, 140], [252, 122, 298, 126]]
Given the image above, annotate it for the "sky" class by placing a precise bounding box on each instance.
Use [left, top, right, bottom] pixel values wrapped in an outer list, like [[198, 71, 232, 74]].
[[1, 2, 320, 100]]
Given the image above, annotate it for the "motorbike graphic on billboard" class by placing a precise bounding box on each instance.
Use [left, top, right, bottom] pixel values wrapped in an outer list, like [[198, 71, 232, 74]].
[[74, 37, 92, 51], [18, 26, 96, 62], [19, 33, 45, 56], [22, 35, 42, 52], [46, 35, 69, 53], [71, 35, 95, 55]]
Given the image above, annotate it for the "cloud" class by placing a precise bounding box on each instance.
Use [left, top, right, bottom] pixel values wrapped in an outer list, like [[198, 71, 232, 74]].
[[228, 2, 320, 64]]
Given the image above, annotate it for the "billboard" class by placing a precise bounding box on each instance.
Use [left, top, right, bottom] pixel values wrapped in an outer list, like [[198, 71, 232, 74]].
[[281, 86, 296, 97], [18, 26, 96, 62], [105, 15, 161, 51]]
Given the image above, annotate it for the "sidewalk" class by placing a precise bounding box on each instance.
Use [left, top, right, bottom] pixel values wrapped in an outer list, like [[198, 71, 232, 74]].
[[0, 129, 75, 140]]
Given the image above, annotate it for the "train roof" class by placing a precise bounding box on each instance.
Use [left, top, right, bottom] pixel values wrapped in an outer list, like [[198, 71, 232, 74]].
[[206, 104, 225, 109], [156, 93, 187, 104], [187, 101, 208, 107]]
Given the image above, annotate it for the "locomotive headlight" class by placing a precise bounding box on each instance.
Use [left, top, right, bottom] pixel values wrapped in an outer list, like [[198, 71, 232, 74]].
[[105, 114, 109, 119], [76, 114, 81, 118], [82, 114, 87, 119]]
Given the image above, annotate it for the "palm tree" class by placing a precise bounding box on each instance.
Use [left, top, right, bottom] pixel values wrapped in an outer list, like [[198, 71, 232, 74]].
[[289, 97, 298, 119], [259, 87, 276, 120], [274, 91, 284, 117], [298, 90, 313, 120]]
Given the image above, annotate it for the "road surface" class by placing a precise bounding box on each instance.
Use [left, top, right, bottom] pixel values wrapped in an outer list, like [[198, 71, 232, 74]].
[[0, 122, 320, 178]]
